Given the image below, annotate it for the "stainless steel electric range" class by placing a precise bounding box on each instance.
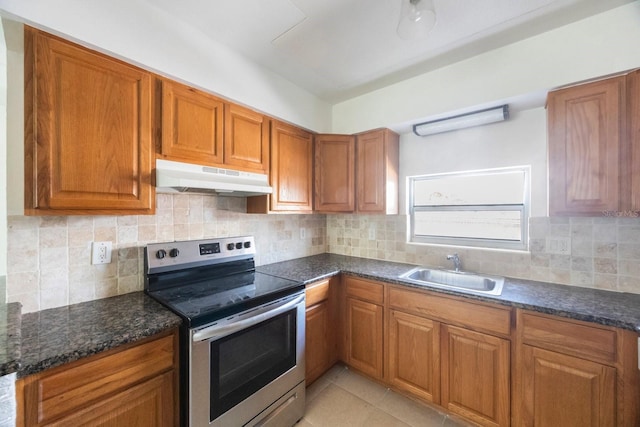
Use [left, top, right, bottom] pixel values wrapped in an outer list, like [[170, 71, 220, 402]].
[[144, 236, 305, 427]]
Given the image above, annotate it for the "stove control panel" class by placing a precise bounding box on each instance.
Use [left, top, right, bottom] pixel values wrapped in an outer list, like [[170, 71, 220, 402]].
[[146, 236, 256, 272], [200, 242, 221, 255]]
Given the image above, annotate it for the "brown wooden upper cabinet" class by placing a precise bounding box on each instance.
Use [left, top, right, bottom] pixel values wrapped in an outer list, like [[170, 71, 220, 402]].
[[628, 69, 640, 212], [314, 134, 355, 212], [223, 103, 269, 174], [247, 121, 313, 213], [159, 79, 224, 165], [159, 81, 268, 174], [24, 27, 154, 215], [314, 129, 399, 214], [356, 129, 400, 214], [547, 69, 640, 216]]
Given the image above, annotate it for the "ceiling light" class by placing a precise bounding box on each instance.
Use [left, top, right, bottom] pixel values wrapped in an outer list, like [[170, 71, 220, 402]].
[[413, 105, 509, 136], [397, 0, 437, 40]]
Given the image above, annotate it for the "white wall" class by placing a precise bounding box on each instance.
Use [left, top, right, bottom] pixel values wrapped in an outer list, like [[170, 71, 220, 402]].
[[3, 19, 21, 217], [0, 0, 332, 133], [0, 18, 6, 278], [400, 108, 547, 216], [332, 1, 640, 134]]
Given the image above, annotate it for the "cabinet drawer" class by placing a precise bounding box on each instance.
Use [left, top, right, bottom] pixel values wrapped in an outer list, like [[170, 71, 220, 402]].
[[389, 286, 511, 337], [344, 276, 384, 305], [23, 333, 175, 424], [306, 279, 330, 307], [519, 311, 617, 364]]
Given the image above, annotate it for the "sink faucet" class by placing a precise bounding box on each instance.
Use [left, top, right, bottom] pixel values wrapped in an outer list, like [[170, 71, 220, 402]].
[[447, 253, 461, 272]]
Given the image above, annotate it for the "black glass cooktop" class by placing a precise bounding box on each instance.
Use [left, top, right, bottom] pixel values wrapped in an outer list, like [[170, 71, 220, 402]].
[[148, 271, 303, 328]]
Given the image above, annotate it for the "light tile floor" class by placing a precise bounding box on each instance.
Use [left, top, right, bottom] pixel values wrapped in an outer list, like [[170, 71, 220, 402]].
[[298, 364, 474, 427]]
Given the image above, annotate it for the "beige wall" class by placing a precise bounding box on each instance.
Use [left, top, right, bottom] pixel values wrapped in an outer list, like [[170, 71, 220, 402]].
[[327, 215, 640, 294], [0, 19, 6, 284], [7, 194, 327, 313]]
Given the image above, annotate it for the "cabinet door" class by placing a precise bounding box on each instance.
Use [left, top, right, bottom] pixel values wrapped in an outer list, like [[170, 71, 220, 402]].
[[356, 129, 399, 214], [268, 121, 313, 212], [306, 301, 332, 384], [45, 372, 174, 427], [25, 28, 154, 214], [628, 70, 640, 211], [519, 345, 616, 427], [346, 298, 383, 379], [388, 310, 440, 403], [441, 325, 510, 427], [224, 104, 269, 173], [160, 79, 224, 165], [547, 77, 625, 216], [17, 331, 177, 427], [314, 134, 355, 212]]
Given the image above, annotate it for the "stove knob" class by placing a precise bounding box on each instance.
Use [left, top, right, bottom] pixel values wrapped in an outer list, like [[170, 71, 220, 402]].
[[156, 249, 167, 259], [243, 241, 251, 248], [169, 248, 180, 258], [227, 243, 235, 251], [235, 242, 243, 249]]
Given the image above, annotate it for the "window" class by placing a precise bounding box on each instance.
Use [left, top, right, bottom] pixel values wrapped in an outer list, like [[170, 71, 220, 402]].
[[408, 166, 530, 250]]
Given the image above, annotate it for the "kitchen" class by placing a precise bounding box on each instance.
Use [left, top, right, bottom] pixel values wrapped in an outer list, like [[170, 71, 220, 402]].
[[1, 0, 640, 426]]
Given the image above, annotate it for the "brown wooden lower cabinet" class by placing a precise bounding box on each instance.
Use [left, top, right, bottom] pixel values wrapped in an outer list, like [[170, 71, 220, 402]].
[[515, 310, 640, 427], [308, 276, 639, 427], [16, 329, 178, 427], [306, 302, 332, 384], [386, 287, 510, 427], [441, 325, 510, 427], [345, 297, 383, 380], [519, 345, 615, 427], [305, 278, 338, 385], [387, 309, 440, 403]]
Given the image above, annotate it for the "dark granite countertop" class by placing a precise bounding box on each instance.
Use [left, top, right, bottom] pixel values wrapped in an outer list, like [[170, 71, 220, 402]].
[[18, 292, 182, 378], [0, 302, 22, 376], [6, 252, 640, 378], [257, 253, 640, 333]]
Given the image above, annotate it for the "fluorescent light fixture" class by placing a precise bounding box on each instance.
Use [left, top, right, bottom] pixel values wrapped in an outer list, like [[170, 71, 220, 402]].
[[413, 105, 509, 136]]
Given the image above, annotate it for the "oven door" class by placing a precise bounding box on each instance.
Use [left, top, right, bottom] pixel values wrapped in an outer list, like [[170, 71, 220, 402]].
[[189, 292, 305, 427]]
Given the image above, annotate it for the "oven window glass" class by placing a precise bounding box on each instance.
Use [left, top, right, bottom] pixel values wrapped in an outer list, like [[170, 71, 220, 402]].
[[210, 308, 296, 421]]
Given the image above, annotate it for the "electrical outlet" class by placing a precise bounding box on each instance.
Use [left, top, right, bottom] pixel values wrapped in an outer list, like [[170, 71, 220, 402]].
[[369, 228, 376, 240], [91, 241, 113, 265], [300, 228, 306, 239]]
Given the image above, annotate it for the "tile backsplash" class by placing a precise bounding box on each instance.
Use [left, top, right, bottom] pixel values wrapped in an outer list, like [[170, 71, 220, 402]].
[[8, 200, 640, 313], [7, 194, 326, 313], [327, 215, 640, 294]]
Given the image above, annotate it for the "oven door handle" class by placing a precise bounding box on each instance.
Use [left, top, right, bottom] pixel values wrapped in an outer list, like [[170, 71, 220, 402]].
[[192, 293, 304, 342]]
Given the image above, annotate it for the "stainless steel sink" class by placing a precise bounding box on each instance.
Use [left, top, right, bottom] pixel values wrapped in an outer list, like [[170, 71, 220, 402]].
[[399, 267, 504, 296]]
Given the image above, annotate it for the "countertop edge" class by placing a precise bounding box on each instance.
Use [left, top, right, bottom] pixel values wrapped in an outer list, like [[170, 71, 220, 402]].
[[16, 293, 183, 378], [257, 254, 640, 333], [0, 302, 22, 377], [16, 323, 181, 378]]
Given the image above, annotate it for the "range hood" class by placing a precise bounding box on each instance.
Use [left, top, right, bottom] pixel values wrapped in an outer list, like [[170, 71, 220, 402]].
[[155, 159, 272, 197]]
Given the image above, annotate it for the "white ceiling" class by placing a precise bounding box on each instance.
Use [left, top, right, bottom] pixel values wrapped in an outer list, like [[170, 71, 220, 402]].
[[144, 0, 634, 103]]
